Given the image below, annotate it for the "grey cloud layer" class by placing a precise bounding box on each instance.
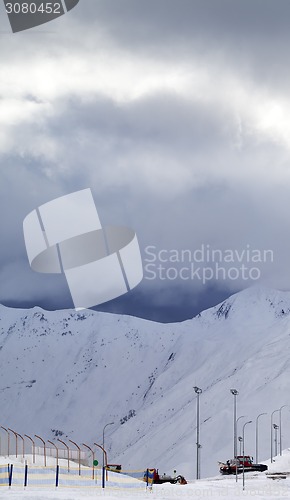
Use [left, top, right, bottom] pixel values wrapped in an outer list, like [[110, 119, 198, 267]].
[[1, 1, 290, 318]]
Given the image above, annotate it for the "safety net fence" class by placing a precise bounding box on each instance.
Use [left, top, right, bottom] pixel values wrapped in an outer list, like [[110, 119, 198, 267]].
[[0, 464, 155, 490]]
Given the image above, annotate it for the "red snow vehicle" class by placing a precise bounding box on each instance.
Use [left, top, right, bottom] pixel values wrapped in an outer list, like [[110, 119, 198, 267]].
[[219, 456, 267, 475], [149, 469, 187, 484]]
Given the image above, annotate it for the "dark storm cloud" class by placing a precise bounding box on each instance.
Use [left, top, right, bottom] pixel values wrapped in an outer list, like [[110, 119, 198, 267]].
[[76, 0, 290, 44], [47, 92, 230, 159], [1, 0, 290, 319], [68, 0, 290, 102], [75, 1, 290, 61]]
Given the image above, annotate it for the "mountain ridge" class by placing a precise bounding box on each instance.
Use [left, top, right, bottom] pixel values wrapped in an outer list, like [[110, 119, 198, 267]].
[[0, 286, 290, 479]]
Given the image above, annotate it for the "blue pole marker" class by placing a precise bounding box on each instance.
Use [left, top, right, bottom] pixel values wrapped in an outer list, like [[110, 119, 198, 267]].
[[3, 0, 80, 33], [102, 466, 105, 489], [56, 465, 59, 488], [24, 464, 28, 487], [8, 463, 13, 488]]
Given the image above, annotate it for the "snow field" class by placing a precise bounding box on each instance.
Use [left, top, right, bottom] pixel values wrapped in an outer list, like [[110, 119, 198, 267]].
[[1, 451, 290, 500], [0, 475, 290, 500]]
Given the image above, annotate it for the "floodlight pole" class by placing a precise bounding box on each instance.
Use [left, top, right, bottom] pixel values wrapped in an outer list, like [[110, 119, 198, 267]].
[[194, 386, 202, 479], [230, 389, 239, 482]]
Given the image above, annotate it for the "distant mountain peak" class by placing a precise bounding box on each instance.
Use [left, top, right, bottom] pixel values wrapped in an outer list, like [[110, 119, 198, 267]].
[[195, 286, 290, 325]]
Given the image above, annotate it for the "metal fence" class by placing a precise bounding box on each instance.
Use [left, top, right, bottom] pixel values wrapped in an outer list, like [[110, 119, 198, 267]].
[[36, 446, 87, 462], [0, 464, 148, 490]]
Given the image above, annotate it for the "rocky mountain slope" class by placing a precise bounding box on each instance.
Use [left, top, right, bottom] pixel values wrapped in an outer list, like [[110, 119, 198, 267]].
[[1, 286, 290, 478]]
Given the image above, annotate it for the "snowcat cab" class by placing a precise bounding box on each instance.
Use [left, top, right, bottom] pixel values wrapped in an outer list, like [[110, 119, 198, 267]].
[[219, 456, 268, 475]]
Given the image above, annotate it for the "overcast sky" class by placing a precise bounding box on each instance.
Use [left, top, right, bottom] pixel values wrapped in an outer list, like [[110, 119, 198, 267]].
[[1, 0, 290, 322]]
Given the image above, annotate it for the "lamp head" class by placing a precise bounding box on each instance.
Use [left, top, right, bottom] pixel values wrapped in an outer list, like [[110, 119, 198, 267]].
[[230, 389, 239, 396], [194, 386, 202, 394]]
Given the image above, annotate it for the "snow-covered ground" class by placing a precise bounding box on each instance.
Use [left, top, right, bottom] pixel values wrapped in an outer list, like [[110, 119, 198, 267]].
[[1, 479, 289, 500], [0, 469, 290, 499], [1, 450, 290, 500]]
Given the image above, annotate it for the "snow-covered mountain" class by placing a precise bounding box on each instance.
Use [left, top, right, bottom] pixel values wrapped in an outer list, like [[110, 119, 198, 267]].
[[1, 286, 290, 479]]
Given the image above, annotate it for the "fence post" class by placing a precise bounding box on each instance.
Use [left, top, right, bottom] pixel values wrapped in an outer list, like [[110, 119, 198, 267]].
[[24, 464, 28, 488], [102, 466, 105, 489], [146, 469, 149, 488], [9, 463, 13, 488], [56, 465, 59, 488]]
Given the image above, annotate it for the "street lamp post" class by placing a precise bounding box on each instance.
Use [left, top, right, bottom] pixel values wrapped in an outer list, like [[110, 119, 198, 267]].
[[235, 416, 245, 482], [102, 422, 114, 474], [242, 420, 252, 491], [255, 413, 267, 464], [236, 415, 246, 444], [279, 405, 288, 456], [230, 389, 239, 482], [271, 409, 279, 462], [194, 386, 202, 480], [230, 390, 239, 458]]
